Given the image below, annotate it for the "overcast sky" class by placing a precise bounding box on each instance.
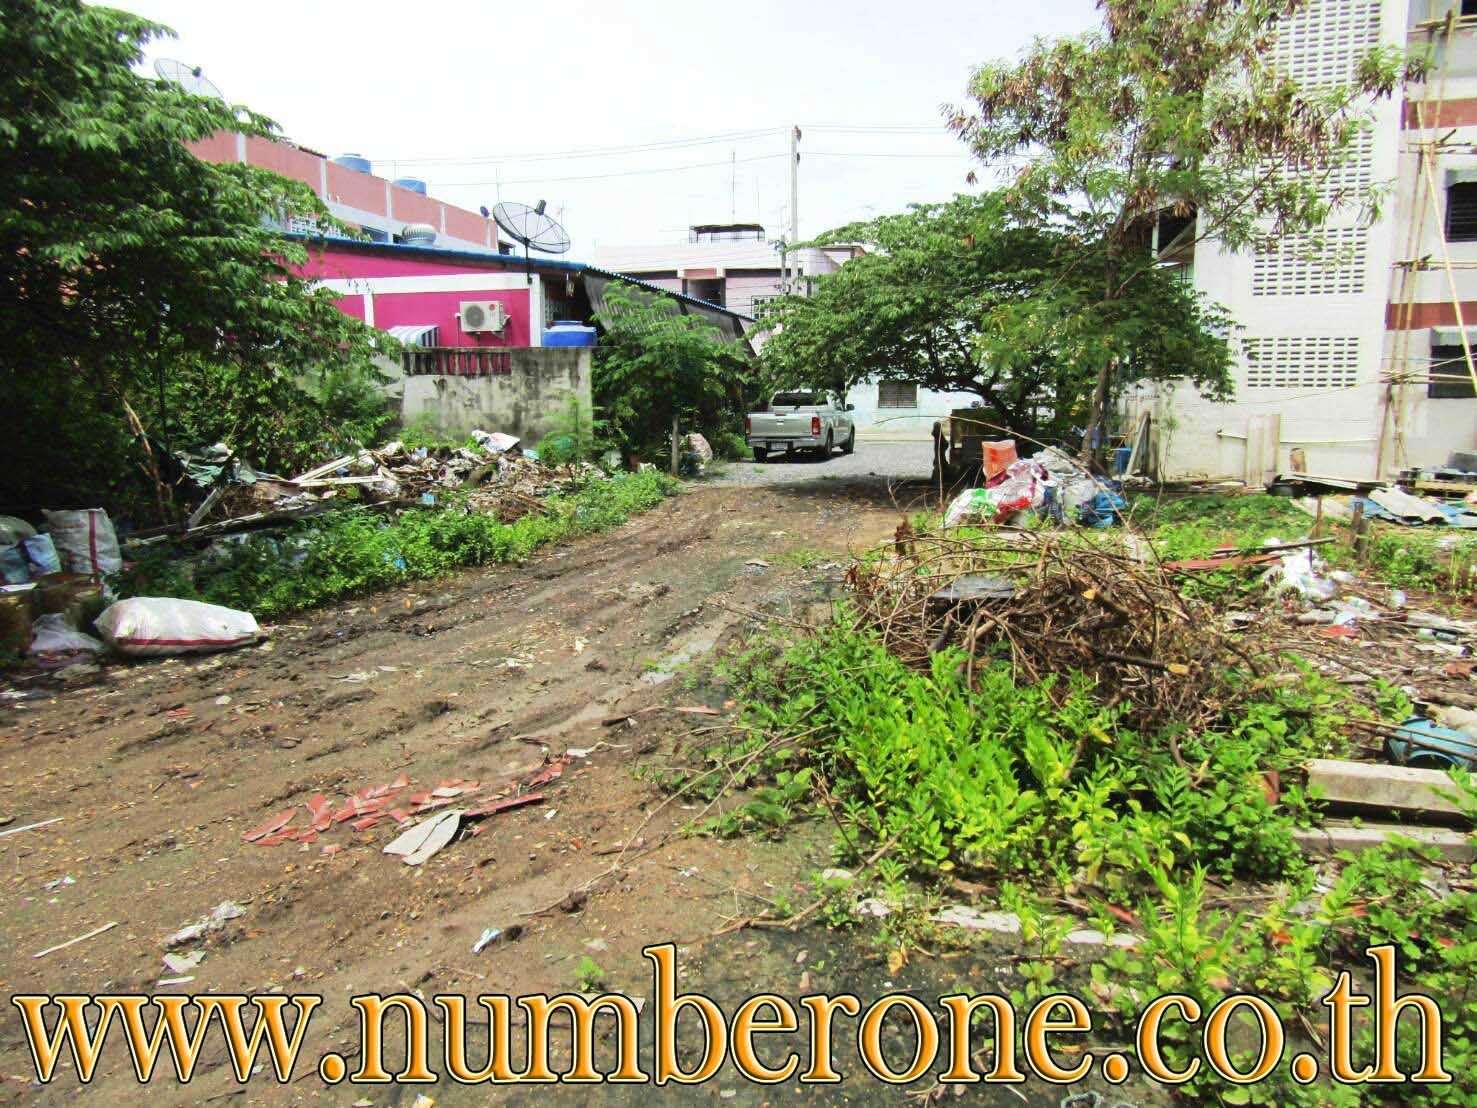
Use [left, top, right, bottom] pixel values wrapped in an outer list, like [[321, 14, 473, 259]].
[[108, 0, 1099, 249]]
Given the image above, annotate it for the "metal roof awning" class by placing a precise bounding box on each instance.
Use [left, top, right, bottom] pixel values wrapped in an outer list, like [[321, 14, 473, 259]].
[[386, 324, 440, 347]]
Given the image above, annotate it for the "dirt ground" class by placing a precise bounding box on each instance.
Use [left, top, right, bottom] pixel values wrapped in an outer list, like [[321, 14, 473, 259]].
[[1, 476, 959, 1105]]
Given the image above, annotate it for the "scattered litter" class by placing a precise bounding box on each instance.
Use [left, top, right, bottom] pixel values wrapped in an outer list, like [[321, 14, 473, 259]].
[[165, 901, 245, 947], [42, 875, 75, 891], [163, 950, 206, 974], [34, 920, 117, 959], [931, 906, 1022, 934], [156, 976, 196, 988], [382, 810, 464, 866], [0, 817, 63, 839], [472, 924, 522, 953], [819, 868, 854, 882], [29, 613, 103, 658]]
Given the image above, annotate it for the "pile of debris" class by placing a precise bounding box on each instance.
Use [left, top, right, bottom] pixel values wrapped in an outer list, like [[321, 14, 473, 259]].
[[850, 526, 1260, 741], [169, 431, 608, 540], [941, 444, 1128, 530]]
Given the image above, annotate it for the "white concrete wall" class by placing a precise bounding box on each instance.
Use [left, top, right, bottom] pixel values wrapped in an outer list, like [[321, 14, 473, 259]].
[[845, 381, 984, 439], [1130, 0, 1477, 481]]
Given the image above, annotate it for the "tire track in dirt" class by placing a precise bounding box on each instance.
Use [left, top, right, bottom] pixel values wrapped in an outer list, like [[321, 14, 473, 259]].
[[0, 481, 906, 1102]]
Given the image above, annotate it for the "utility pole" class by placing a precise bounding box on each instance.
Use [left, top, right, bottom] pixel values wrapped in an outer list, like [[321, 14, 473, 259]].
[[788, 125, 801, 295]]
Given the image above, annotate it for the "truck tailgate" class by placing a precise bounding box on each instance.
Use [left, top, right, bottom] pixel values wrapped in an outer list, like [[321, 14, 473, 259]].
[[751, 413, 815, 436]]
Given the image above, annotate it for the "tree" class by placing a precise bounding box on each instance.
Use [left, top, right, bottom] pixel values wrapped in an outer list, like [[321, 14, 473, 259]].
[[758, 193, 1233, 442], [593, 284, 749, 473], [948, 0, 1419, 460], [0, 0, 387, 520]]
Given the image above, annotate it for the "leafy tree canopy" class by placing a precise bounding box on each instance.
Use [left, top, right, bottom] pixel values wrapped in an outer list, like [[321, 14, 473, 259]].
[[945, 0, 1420, 455], [594, 284, 751, 469], [0, 0, 389, 520], [758, 193, 1233, 442]]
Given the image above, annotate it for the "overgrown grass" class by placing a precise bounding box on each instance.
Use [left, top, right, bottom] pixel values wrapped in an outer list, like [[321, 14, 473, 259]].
[[723, 617, 1350, 891], [1133, 491, 1477, 597], [709, 616, 1477, 1103], [110, 471, 676, 619]]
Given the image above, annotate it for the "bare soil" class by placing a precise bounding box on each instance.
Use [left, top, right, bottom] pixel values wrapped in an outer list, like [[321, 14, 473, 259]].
[[0, 480, 927, 1104]]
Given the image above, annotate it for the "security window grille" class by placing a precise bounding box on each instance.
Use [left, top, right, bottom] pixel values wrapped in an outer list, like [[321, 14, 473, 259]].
[[877, 381, 919, 409], [1429, 346, 1477, 398], [1447, 182, 1477, 241]]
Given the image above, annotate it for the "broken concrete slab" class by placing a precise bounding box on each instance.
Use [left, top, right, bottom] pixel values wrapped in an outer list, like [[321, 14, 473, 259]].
[[1294, 823, 1474, 863], [1306, 758, 1463, 821]]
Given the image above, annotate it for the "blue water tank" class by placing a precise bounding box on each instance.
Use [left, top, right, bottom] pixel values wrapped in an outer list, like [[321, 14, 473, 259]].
[[394, 177, 428, 195], [332, 153, 372, 174], [542, 321, 597, 347]]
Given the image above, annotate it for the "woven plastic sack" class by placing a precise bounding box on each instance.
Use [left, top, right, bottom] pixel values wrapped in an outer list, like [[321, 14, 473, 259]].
[[43, 509, 122, 576], [95, 597, 260, 656]]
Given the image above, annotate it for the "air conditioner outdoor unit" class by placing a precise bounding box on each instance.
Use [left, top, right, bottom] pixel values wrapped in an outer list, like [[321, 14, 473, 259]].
[[458, 300, 509, 334]]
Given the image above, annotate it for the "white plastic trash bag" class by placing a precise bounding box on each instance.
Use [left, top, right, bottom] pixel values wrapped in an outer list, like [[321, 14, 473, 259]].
[[95, 597, 260, 656], [43, 509, 122, 576], [944, 488, 996, 528], [470, 429, 520, 454], [29, 613, 104, 656]]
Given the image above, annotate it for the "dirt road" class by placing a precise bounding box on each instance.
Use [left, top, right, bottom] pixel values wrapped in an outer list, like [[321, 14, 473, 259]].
[[1, 474, 939, 1104]]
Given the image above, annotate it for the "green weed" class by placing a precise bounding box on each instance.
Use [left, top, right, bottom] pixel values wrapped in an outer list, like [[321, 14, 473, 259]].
[[111, 471, 675, 619]]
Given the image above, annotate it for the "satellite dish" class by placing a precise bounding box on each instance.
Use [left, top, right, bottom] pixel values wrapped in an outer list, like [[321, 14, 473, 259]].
[[154, 59, 227, 102], [492, 200, 570, 285], [492, 201, 571, 255]]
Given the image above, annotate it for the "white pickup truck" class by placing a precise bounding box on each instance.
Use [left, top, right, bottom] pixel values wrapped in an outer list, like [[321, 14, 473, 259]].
[[744, 391, 856, 461]]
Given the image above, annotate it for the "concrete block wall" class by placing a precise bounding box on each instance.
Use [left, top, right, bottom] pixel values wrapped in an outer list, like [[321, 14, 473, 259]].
[[399, 348, 592, 444]]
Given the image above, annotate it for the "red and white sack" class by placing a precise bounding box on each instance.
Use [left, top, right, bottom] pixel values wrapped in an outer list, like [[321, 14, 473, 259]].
[[95, 597, 260, 656], [43, 509, 122, 576]]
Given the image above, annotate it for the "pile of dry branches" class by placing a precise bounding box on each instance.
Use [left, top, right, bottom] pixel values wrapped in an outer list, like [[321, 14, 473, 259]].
[[846, 525, 1265, 744]]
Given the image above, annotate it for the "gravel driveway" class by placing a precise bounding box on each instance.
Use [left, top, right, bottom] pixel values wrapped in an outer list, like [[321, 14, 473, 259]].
[[702, 439, 936, 488]]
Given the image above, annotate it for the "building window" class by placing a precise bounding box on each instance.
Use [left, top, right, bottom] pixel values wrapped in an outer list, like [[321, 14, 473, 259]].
[[1464, 0, 1477, 17], [1429, 345, 1477, 398], [1447, 181, 1477, 241], [877, 381, 919, 409]]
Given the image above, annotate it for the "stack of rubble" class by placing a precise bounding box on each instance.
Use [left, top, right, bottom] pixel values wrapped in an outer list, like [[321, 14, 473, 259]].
[[174, 431, 608, 537]]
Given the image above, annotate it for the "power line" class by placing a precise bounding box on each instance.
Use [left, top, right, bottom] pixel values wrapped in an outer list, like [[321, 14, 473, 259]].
[[431, 152, 787, 188], [376, 127, 786, 167], [372, 123, 960, 168]]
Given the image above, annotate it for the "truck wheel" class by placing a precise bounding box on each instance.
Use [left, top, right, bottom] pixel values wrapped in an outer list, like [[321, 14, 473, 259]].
[[753, 446, 768, 462], [841, 428, 856, 455], [816, 432, 833, 460]]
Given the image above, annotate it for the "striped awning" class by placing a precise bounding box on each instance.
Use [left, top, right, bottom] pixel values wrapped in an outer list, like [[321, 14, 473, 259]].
[[386, 324, 439, 347]]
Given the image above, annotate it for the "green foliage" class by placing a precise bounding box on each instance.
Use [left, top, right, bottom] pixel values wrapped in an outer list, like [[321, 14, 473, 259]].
[[110, 471, 675, 618], [572, 955, 606, 992], [593, 284, 752, 463], [0, 0, 389, 520], [759, 194, 1233, 442], [725, 619, 1342, 891], [710, 430, 750, 461], [534, 394, 603, 465]]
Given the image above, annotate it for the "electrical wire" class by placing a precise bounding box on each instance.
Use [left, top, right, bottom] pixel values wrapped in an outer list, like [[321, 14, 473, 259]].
[[431, 152, 788, 188], [372, 123, 962, 168]]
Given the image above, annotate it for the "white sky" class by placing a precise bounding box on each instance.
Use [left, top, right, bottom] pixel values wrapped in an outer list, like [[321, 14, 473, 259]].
[[107, 0, 1098, 249]]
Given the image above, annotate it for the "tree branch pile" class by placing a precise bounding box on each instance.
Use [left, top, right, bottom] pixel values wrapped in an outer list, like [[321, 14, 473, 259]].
[[844, 526, 1265, 738]]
